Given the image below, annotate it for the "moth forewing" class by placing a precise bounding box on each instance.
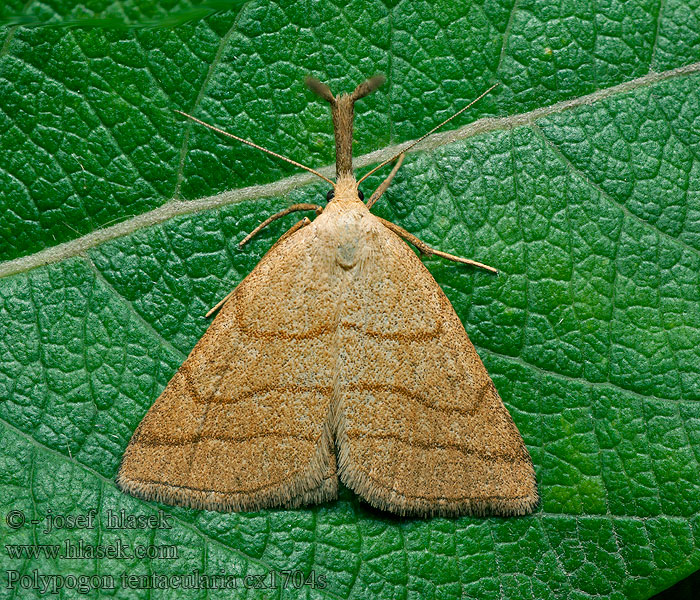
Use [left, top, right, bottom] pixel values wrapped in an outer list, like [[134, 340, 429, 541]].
[[117, 76, 538, 517], [117, 221, 340, 511]]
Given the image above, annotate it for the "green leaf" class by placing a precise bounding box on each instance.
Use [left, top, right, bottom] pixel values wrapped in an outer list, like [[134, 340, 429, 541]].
[[1, 2, 700, 599]]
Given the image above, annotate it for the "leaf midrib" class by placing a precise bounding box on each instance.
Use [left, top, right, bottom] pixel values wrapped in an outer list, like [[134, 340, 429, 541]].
[[2, 60, 699, 280]]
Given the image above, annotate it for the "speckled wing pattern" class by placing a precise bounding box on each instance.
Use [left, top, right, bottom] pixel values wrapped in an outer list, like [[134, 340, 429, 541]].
[[117, 224, 340, 511], [334, 213, 538, 517], [117, 205, 537, 516]]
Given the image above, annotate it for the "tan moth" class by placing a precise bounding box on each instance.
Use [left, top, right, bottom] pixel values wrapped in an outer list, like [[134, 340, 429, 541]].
[[117, 76, 538, 517]]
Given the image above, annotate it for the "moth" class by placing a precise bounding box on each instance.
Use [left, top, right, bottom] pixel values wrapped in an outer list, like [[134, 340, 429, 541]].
[[117, 76, 538, 517]]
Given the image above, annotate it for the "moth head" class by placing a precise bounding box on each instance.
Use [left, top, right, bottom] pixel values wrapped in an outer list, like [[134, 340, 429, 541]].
[[306, 75, 385, 186], [325, 183, 364, 204]]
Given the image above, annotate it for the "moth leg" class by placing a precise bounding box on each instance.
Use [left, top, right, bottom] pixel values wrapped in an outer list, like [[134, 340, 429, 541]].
[[376, 216, 498, 274], [266, 216, 312, 252], [206, 217, 313, 318], [366, 154, 404, 209], [239, 203, 323, 248]]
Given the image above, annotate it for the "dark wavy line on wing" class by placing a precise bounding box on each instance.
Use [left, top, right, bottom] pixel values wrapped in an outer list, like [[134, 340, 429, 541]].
[[134, 431, 319, 448], [346, 381, 492, 417], [235, 311, 441, 340], [181, 378, 491, 419], [346, 431, 523, 464]]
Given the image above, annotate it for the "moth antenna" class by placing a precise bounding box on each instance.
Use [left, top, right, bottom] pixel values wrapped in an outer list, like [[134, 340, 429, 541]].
[[357, 82, 500, 185], [174, 110, 335, 187]]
